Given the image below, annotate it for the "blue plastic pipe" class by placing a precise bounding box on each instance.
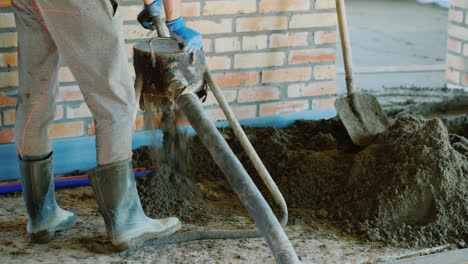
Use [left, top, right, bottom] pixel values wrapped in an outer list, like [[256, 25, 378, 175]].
[[0, 170, 152, 194]]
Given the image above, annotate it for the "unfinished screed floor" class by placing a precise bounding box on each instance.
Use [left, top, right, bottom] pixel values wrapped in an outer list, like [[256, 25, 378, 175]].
[[0, 93, 467, 264], [0, 190, 450, 264], [336, 0, 448, 92]]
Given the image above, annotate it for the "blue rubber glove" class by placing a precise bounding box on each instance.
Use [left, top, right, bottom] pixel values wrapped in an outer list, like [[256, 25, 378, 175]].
[[137, 0, 162, 30], [166, 17, 203, 53]]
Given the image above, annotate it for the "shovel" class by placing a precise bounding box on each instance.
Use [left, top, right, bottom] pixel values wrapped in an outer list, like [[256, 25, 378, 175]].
[[334, 0, 389, 146]]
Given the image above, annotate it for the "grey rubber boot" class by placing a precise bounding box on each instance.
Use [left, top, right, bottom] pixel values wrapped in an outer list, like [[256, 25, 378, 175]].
[[19, 154, 76, 243], [88, 159, 181, 251]]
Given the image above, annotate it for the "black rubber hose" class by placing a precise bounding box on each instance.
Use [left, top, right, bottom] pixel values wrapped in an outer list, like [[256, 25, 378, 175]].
[[176, 93, 300, 264]]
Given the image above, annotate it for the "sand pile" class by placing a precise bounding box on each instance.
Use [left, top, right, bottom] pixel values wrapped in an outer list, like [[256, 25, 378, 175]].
[[344, 116, 468, 247], [134, 114, 468, 247]]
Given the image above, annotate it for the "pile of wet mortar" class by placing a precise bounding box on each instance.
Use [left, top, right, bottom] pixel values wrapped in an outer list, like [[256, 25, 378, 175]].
[[134, 113, 468, 248]]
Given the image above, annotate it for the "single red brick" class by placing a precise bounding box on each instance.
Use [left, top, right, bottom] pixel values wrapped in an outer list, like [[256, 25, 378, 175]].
[[446, 68, 461, 84], [289, 49, 336, 64], [186, 19, 232, 35], [259, 0, 310, 12], [262, 67, 312, 83], [204, 105, 257, 121], [206, 56, 231, 70], [259, 100, 309, 116], [236, 16, 288, 32], [315, 0, 335, 9], [0, 13, 15, 28], [0, 128, 14, 144], [0, 93, 16, 107], [87, 121, 95, 135], [1, 52, 18, 67], [448, 23, 468, 40], [447, 38, 462, 53], [215, 37, 241, 53], [121, 5, 139, 21], [57, 86, 83, 102], [59, 67, 75, 83], [463, 44, 468, 56], [203, 39, 213, 52], [135, 115, 144, 131], [288, 81, 336, 97], [211, 72, 259, 88], [238, 86, 280, 103], [270, 32, 308, 48], [313, 65, 337, 80], [55, 105, 64, 121], [0, 71, 18, 87], [449, 8, 464, 23], [49, 122, 84, 139], [234, 52, 285, 68], [242, 35, 268, 50], [182, 2, 201, 17], [126, 43, 136, 58], [290, 13, 337, 29], [313, 98, 336, 110], [232, 105, 257, 119], [204, 0, 256, 15], [0, 32, 17, 48], [314, 31, 337, 45], [66, 102, 92, 119], [202, 90, 237, 106], [0, 0, 12, 7], [461, 73, 468, 87], [446, 53, 466, 71], [3, 108, 15, 125]]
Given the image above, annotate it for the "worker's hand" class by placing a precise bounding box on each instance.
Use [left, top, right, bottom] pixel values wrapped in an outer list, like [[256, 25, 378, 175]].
[[166, 17, 204, 53], [137, 0, 162, 30]]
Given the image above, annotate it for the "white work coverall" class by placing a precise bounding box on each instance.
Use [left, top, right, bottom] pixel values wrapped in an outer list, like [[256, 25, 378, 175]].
[[12, 0, 136, 165]]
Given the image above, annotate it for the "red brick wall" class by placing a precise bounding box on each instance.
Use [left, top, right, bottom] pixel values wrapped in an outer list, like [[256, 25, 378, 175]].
[[446, 0, 468, 88], [0, 0, 338, 144]]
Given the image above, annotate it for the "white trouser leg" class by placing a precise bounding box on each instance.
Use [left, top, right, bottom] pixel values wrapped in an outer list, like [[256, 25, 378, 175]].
[[13, 0, 136, 165], [12, 2, 60, 159]]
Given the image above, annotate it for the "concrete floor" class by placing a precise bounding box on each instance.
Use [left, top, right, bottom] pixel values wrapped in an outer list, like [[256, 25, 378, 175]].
[[336, 0, 449, 93], [384, 248, 468, 264]]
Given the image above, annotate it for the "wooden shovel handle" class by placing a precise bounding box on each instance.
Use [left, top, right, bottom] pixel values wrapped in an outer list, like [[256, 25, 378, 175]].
[[336, 0, 355, 95], [152, 16, 171, 38]]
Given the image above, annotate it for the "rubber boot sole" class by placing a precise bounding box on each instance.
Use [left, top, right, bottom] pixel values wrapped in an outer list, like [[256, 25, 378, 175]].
[[30, 214, 77, 243], [114, 221, 182, 251]]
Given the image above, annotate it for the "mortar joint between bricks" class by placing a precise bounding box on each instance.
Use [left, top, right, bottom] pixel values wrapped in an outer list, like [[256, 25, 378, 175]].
[[0, 47, 18, 53], [0, 66, 18, 72], [0, 7, 13, 13]]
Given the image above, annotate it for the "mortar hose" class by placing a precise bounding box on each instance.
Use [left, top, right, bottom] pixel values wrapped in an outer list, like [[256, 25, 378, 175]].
[[131, 81, 299, 264], [172, 93, 299, 263], [132, 90, 299, 263]]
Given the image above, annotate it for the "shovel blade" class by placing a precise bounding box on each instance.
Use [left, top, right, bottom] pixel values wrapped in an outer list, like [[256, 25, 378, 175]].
[[335, 93, 389, 146]]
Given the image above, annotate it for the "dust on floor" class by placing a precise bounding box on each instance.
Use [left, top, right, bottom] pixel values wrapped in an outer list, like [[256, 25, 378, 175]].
[[0, 98, 467, 263], [0, 187, 447, 264]]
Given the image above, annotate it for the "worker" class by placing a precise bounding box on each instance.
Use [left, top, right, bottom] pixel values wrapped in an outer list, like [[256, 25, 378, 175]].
[[12, 0, 202, 250]]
